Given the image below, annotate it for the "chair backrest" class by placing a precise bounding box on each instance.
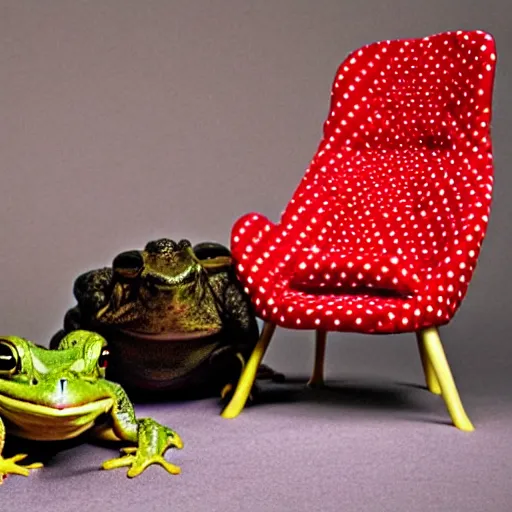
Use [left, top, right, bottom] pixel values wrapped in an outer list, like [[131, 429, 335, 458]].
[[322, 30, 496, 153], [266, 30, 497, 315], [281, 31, 496, 248]]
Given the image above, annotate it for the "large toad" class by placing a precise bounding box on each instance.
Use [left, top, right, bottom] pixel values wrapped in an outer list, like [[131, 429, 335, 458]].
[[51, 239, 282, 398]]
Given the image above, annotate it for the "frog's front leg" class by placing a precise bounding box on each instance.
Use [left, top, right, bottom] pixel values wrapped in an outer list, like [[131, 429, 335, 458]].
[[0, 418, 43, 484], [99, 382, 183, 478], [102, 418, 182, 478]]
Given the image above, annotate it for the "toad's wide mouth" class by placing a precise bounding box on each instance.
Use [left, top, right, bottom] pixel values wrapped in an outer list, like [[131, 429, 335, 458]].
[[118, 327, 222, 341], [142, 262, 201, 288]]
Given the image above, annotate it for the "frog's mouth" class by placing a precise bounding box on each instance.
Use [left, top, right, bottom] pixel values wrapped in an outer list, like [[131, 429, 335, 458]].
[[0, 394, 114, 441]]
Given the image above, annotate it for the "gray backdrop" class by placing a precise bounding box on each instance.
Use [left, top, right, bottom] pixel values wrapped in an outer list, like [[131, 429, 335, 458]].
[[1, 1, 511, 511]]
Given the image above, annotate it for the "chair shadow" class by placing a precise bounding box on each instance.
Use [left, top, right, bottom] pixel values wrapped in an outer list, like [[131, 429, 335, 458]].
[[250, 376, 443, 421]]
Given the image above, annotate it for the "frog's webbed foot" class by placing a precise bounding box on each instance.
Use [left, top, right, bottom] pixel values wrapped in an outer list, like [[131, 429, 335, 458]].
[[101, 447, 181, 478], [101, 419, 183, 479], [0, 454, 43, 483]]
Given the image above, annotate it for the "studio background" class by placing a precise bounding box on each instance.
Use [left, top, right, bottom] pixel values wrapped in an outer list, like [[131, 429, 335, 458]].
[[1, 1, 511, 511]]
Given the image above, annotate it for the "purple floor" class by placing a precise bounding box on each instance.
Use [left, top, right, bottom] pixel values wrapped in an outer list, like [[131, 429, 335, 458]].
[[3, 375, 512, 512]]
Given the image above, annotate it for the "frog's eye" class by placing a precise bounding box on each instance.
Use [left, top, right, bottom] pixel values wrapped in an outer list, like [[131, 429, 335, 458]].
[[98, 347, 110, 370], [113, 251, 143, 278], [0, 341, 19, 375]]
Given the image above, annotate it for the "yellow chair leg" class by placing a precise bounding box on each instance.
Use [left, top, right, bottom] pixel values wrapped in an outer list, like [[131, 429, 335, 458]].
[[308, 330, 327, 387], [416, 332, 441, 395], [419, 327, 474, 432], [221, 322, 276, 419]]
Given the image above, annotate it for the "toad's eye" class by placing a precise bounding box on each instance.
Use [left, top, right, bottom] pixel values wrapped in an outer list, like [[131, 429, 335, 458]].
[[98, 348, 110, 370], [113, 250, 143, 278], [178, 239, 192, 250], [0, 341, 19, 375]]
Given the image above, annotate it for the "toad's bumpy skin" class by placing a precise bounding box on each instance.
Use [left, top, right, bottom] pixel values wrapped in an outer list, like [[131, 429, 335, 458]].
[[51, 239, 283, 396]]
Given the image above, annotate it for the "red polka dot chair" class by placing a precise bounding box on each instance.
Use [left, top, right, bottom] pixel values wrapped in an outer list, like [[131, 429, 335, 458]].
[[221, 30, 497, 431]]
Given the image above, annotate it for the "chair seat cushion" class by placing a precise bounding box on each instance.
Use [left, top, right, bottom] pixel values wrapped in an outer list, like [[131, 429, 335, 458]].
[[289, 249, 422, 296], [255, 281, 444, 334], [285, 147, 463, 296]]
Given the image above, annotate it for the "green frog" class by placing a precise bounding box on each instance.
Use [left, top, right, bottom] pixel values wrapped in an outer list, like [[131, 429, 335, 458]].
[[0, 330, 183, 483], [51, 239, 283, 398]]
